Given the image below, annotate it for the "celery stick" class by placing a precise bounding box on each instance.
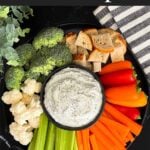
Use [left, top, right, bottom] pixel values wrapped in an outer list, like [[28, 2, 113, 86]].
[[45, 122, 56, 150], [73, 136, 78, 150], [55, 127, 75, 150], [34, 113, 49, 150], [55, 127, 65, 150], [65, 131, 75, 150], [28, 129, 38, 150]]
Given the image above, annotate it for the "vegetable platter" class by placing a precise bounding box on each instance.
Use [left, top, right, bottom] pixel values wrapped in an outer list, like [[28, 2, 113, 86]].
[[0, 23, 149, 150]]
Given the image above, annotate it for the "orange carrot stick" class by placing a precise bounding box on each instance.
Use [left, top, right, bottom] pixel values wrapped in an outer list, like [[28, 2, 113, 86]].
[[100, 120, 125, 146], [105, 103, 143, 136], [81, 129, 90, 150], [95, 120, 126, 150], [100, 60, 132, 75], [90, 125, 115, 150], [126, 132, 135, 143], [76, 131, 83, 150], [90, 134, 98, 150], [102, 110, 114, 119], [99, 116, 130, 141]]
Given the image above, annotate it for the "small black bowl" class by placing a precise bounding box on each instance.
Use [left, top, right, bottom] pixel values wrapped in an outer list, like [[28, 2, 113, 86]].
[[40, 63, 105, 130]]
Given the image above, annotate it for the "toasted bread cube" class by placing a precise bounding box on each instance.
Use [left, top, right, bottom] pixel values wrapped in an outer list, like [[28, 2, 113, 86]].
[[83, 28, 98, 36], [73, 54, 87, 66], [98, 28, 127, 54], [93, 62, 101, 72], [75, 31, 92, 51], [101, 53, 110, 63], [65, 32, 78, 54], [110, 45, 125, 62], [91, 33, 114, 53], [77, 46, 89, 57], [114, 34, 127, 54], [73, 54, 92, 70], [88, 49, 103, 62]]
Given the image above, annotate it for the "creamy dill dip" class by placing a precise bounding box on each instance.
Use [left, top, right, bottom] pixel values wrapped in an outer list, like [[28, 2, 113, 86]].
[[44, 67, 103, 128]]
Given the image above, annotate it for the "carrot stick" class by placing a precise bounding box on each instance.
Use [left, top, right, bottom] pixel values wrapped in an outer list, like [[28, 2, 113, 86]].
[[126, 132, 135, 143], [100, 120, 125, 146], [81, 129, 90, 150], [105, 103, 143, 136], [90, 134, 98, 150], [99, 116, 130, 141], [95, 120, 126, 150], [90, 125, 115, 150], [102, 110, 114, 119], [76, 131, 83, 150], [100, 60, 132, 75]]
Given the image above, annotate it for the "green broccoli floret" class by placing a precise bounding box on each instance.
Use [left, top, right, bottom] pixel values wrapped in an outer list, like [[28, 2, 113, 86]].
[[26, 43, 72, 79], [5, 67, 25, 90], [32, 27, 64, 50], [16, 43, 36, 66]]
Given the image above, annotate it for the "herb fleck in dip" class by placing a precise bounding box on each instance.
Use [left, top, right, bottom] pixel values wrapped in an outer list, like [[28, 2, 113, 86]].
[[44, 67, 103, 128]]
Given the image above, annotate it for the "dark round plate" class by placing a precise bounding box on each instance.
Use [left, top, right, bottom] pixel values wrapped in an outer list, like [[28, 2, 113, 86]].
[[0, 23, 149, 150]]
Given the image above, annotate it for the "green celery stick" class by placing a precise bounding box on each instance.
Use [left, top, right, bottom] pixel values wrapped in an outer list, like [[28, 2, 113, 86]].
[[28, 128, 38, 150], [55, 127, 75, 150], [55, 127, 65, 150], [73, 135, 78, 150], [34, 113, 49, 150], [45, 122, 56, 150], [65, 131, 75, 150]]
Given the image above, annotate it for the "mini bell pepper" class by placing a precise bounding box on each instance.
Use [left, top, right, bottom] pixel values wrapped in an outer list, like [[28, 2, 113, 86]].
[[99, 60, 133, 75], [105, 83, 138, 101], [99, 69, 136, 87], [112, 104, 141, 120], [106, 89, 147, 107]]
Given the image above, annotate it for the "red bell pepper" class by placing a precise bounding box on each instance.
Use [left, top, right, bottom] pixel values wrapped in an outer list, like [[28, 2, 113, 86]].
[[99, 69, 136, 87], [112, 104, 141, 120]]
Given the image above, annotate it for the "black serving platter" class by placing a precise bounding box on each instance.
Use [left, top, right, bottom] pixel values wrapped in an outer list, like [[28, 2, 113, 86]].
[[0, 23, 149, 150]]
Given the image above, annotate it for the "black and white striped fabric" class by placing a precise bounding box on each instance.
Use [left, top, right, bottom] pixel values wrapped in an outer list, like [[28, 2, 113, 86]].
[[93, 6, 150, 84]]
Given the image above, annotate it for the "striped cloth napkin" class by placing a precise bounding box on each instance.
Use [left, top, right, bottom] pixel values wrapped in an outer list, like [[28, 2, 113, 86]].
[[93, 6, 150, 84]]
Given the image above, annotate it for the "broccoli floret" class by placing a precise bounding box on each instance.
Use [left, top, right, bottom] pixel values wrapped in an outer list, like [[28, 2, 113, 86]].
[[26, 43, 72, 79], [5, 67, 25, 90], [32, 27, 64, 50], [16, 44, 36, 66]]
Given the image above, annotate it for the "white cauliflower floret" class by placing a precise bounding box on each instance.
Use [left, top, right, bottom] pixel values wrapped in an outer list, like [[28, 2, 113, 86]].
[[9, 122, 33, 145], [14, 95, 43, 125], [21, 79, 42, 95], [21, 93, 32, 104], [29, 94, 40, 108], [2, 90, 22, 105], [10, 101, 27, 116], [28, 117, 40, 128]]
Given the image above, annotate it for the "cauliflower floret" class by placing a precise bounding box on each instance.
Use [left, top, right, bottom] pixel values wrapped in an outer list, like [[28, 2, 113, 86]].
[[14, 96, 42, 125], [13, 94, 43, 125], [2, 90, 22, 105], [21, 93, 32, 104], [9, 122, 33, 145], [21, 79, 42, 95], [28, 94, 40, 108], [14, 107, 43, 125], [10, 101, 27, 116], [28, 117, 40, 128]]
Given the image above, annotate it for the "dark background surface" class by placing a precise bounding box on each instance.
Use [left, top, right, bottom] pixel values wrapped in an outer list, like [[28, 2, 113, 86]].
[[0, 6, 150, 150]]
